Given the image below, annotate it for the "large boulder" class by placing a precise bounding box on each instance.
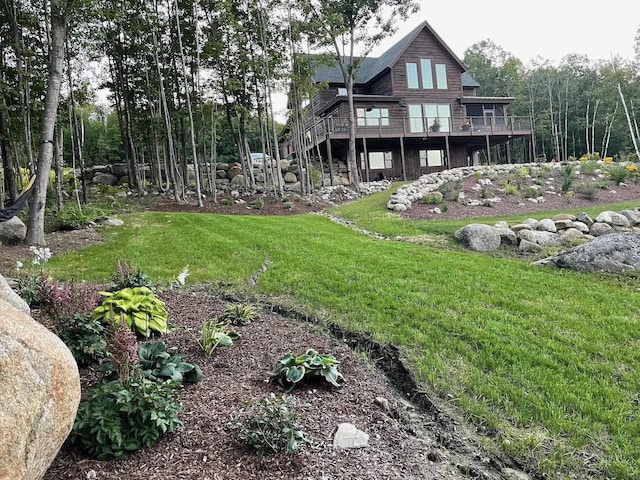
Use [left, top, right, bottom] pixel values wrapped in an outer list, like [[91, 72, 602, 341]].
[[534, 233, 640, 273], [0, 274, 29, 315], [0, 299, 81, 480], [454, 224, 501, 252], [0, 216, 27, 245], [92, 172, 119, 186]]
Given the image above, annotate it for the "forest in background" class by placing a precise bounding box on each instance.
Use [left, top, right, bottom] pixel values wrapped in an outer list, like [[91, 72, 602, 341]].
[[1, 0, 639, 231]]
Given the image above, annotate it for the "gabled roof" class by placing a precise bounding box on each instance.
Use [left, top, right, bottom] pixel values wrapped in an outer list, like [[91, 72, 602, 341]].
[[312, 20, 470, 86]]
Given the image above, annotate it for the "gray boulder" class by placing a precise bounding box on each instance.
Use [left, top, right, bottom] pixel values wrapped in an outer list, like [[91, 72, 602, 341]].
[[454, 224, 501, 252], [575, 212, 594, 226], [536, 218, 557, 233], [517, 229, 562, 247], [621, 209, 640, 226], [534, 233, 640, 272], [0, 299, 81, 479], [0, 274, 29, 314], [92, 172, 119, 186], [230, 174, 245, 187], [284, 172, 298, 184], [496, 227, 518, 246], [333, 423, 369, 449], [0, 216, 27, 245], [589, 222, 614, 237], [519, 239, 543, 253]]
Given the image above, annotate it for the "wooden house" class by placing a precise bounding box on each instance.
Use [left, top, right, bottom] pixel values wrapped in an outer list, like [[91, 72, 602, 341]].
[[281, 21, 534, 182]]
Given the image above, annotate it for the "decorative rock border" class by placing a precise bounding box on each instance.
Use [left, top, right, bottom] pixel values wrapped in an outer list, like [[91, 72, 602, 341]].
[[454, 208, 640, 253]]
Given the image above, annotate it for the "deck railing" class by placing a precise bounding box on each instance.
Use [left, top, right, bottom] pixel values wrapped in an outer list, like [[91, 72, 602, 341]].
[[306, 115, 532, 147]]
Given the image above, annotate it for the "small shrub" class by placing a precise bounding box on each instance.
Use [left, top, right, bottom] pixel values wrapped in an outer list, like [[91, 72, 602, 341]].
[[284, 200, 294, 211], [310, 168, 323, 188], [249, 198, 265, 210], [14, 273, 45, 306], [270, 349, 343, 392], [517, 166, 529, 177], [221, 198, 233, 206], [111, 260, 155, 291], [93, 286, 169, 337], [438, 180, 462, 202], [60, 314, 109, 367], [197, 320, 238, 356], [576, 182, 599, 201], [523, 186, 540, 198], [607, 164, 630, 185], [221, 303, 257, 326], [422, 192, 443, 205], [561, 164, 574, 192], [56, 204, 105, 230], [503, 181, 518, 195], [233, 394, 311, 455], [70, 378, 182, 460], [580, 159, 600, 174]]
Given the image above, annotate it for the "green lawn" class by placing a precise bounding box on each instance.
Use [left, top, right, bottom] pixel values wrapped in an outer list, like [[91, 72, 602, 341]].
[[46, 207, 640, 479]]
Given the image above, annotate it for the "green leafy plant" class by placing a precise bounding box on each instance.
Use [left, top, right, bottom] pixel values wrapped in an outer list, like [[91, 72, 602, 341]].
[[136, 341, 202, 384], [111, 260, 156, 291], [576, 182, 599, 201], [233, 394, 311, 455], [197, 320, 238, 356], [249, 198, 265, 209], [270, 349, 343, 392], [221, 198, 233, 206], [438, 180, 462, 202], [560, 163, 575, 192], [422, 192, 443, 205], [221, 303, 257, 326], [607, 164, 630, 185], [60, 314, 109, 367], [93, 287, 169, 337], [70, 378, 182, 460], [55, 204, 105, 230], [14, 273, 45, 306], [503, 181, 519, 195]]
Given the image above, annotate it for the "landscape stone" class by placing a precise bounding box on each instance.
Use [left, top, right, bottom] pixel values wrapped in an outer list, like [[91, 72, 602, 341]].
[[0, 299, 81, 480], [496, 227, 518, 246], [554, 219, 573, 230], [558, 228, 587, 244], [517, 229, 561, 247], [510, 223, 532, 232], [575, 212, 594, 226], [620, 209, 640, 226], [589, 222, 614, 237], [552, 213, 576, 221], [536, 218, 557, 233], [572, 221, 590, 233], [95, 216, 125, 227], [230, 174, 245, 187], [0, 273, 29, 314], [534, 233, 640, 273], [284, 172, 298, 183], [518, 239, 542, 253], [92, 172, 119, 186], [0, 216, 27, 245], [454, 224, 502, 252], [333, 423, 369, 449], [494, 221, 509, 229]]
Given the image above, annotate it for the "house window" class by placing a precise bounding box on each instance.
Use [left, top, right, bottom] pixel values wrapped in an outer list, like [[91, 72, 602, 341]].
[[368, 151, 392, 169], [356, 108, 389, 127], [409, 104, 451, 133], [406, 63, 419, 89], [337, 88, 347, 96], [435, 64, 448, 89], [419, 149, 444, 167], [420, 59, 433, 89]]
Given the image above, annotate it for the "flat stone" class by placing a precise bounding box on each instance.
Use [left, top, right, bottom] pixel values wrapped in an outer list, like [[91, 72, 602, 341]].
[[333, 423, 369, 449]]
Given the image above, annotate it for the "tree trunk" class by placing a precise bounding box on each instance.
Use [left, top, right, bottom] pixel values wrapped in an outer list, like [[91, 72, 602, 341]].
[[26, 0, 66, 246]]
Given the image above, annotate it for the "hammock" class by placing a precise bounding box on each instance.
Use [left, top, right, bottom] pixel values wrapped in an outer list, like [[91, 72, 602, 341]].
[[0, 176, 36, 222]]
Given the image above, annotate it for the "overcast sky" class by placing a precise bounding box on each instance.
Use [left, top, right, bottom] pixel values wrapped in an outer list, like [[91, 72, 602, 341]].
[[377, 2, 638, 65]]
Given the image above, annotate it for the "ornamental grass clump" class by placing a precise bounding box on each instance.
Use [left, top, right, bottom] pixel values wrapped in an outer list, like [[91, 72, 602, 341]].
[[270, 349, 343, 392]]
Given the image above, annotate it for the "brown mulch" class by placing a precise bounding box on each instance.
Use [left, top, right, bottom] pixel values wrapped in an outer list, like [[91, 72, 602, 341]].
[[42, 291, 489, 480]]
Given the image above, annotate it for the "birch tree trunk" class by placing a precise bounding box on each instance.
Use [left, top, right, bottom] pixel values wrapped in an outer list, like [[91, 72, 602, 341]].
[[26, 0, 66, 246]]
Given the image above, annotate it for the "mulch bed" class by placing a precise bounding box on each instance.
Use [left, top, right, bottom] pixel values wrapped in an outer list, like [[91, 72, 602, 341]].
[[41, 290, 486, 480]]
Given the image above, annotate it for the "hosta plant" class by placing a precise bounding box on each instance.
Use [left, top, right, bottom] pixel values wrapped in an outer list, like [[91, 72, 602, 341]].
[[93, 286, 169, 337], [197, 320, 239, 356], [270, 349, 343, 392], [102, 340, 203, 384]]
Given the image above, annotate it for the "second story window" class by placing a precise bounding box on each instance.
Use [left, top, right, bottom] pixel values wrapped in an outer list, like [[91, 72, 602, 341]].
[[435, 64, 448, 89], [420, 59, 433, 89], [406, 63, 419, 89], [356, 108, 390, 127], [337, 88, 347, 96]]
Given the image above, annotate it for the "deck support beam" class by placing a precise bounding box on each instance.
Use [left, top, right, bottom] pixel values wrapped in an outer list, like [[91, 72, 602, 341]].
[[399, 137, 407, 180], [326, 135, 335, 186]]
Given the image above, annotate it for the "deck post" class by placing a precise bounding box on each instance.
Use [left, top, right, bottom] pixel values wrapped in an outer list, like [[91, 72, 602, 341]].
[[363, 137, 370, 182], [399, 137, 407, 180], [326, 134, 335, 186], [485, 135, 492, 164], [445, 135, 451, 169]]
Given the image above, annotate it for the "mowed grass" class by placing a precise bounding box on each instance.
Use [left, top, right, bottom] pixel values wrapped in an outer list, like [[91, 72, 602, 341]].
[[48, 211, 640, 478]]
